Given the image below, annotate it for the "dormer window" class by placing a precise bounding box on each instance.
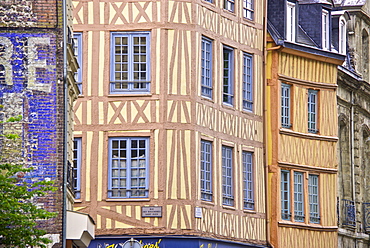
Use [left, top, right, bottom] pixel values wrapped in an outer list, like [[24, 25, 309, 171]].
[[339, 17, 346, 54], [322, 9, 330, 50], [286, 2, 296, 42]]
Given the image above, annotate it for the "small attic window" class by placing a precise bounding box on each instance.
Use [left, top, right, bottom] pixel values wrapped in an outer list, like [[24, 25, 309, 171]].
[[322, 9, 330, 50], [286, 2, 296, 42], [339, 17, 346, 54]]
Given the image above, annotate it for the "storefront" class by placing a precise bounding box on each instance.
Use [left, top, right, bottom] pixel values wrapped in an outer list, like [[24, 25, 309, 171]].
[[88, 236, 268, 248]]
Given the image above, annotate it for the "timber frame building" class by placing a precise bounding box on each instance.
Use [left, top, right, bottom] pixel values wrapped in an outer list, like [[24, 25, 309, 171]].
[[266, 0, 345, 247], [334, 1, 370, 247], [72, 0, 267, 247]]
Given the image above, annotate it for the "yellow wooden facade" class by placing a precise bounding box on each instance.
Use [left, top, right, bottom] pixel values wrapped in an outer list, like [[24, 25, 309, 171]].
[[266, 37, 341, 247], [72, 0, 266, 246]]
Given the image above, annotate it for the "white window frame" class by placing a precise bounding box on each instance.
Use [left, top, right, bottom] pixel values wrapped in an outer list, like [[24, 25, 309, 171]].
[[339, 17, 347, 54], [322, 9, 330, 50], [286, 2, 296, 42]]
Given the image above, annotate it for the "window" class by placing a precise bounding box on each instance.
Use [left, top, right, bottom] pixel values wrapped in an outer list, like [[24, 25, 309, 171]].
[[243, 0, 254, 20], [281, 169, 321, 223], [110, 32, 150, 93], [243, 151, 254, 210], [308, 89, 318, 133], [281, 83, 291, 128], [286, 2, 296, 42], [73, 138, 82, 199], [294, 172, 304, 222], [223, 46, 234, 105], [73, 32, 82, 94], [200, 140, 212, 201], [243, 53, 253, 111], [108, 137, 149, 198], [222, 146, 233, 206], [309, 174, 320, 223], [322, 10, 330, 50], [224, 0, 234, 12], [204, 0, 212, 3], [201, 37, 213, 99], [281, 170, 290, 220], [339, 18, 346, 54]]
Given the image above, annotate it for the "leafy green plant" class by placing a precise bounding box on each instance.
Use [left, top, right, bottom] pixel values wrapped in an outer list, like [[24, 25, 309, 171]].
[[0, 114, 56, 247]]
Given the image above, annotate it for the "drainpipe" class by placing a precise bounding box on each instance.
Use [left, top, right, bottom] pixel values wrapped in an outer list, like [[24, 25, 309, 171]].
[[350, 91, 355, 204], [262, 0, 271, 247], [62, 0, 68, 247]]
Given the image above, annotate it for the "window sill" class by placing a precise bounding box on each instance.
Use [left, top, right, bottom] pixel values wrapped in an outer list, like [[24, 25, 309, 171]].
[[200, 200, 215, 206], [105, 198, 151, 202], [222, 205, 236, 211], [222, 103, 235, 111], [243, 209, 256, 214], [107, 93, 153, 97], [278, 220, 337, 231], [279, 128, 338, 142]]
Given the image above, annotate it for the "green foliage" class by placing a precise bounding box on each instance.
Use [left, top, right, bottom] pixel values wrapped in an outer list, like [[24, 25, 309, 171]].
[[0, 163, 57, 248], [0, 114, 57, 247]]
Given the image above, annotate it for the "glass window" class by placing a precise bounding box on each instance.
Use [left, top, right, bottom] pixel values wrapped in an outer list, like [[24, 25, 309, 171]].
[[73, 138, 82, 199], [309, 175, 320, 223], [200, 140, 212, 201], [243, 53, 253, 111], [243, 0, 254, 20], [222, 146, 233, 206], [223, 46, 234, 105], [322, 10, 330, 50], [281, 83, 291, 128], [308, 89, 318, 133], [243, 151, 254, 210], [73, 32, 83, 94], [281, 170, 290, 220], [224, 0, 234, 12], [108, 137, 149, 198], [286, 2, 296, 42], [294, 172, 304, 222], [339, 18, 346, 54], [201, 37, 213, 99], [110, 32, 150, 93]]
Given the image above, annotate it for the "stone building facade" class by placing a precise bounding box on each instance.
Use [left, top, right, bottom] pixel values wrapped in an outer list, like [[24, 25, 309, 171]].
[[335, 1, 370, 247]]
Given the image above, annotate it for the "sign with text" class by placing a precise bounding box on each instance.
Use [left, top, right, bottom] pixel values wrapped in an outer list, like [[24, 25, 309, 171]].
[[141, 206, 162, 218]]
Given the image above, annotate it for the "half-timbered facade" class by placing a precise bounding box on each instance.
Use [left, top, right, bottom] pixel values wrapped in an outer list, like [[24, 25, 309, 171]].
[[72, 0, 267, 247], [266, 1, 345, 247]]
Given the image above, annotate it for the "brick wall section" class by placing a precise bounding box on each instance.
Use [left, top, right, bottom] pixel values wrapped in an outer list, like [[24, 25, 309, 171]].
[[0, 0, 66, 247]]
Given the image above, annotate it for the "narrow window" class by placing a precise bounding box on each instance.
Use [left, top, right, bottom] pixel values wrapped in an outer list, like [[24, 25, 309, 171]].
[[222, 146, 233, 206], [224, 0, 234, 12], [309, 174, 320, 223], [111, 32, 150, 93], [73, 32, 83, 94], [201, 37, 213, 99], [243, 151, 254, 210], [243, 53, 253, 111], [281, 170, 291, 220], [223, 46, 234, 105], [281, 83, 291, 128], [108, 137, 149, 198], [308, 90, 318, 133], [73, 138, 82, 199], [294, 172, 304, 222], [201, 140, 212, 201], [322, 10, 330, 50], [339, 18, 346, 54], [286, 2, 296, 42], [243, 0, 254, 20]]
